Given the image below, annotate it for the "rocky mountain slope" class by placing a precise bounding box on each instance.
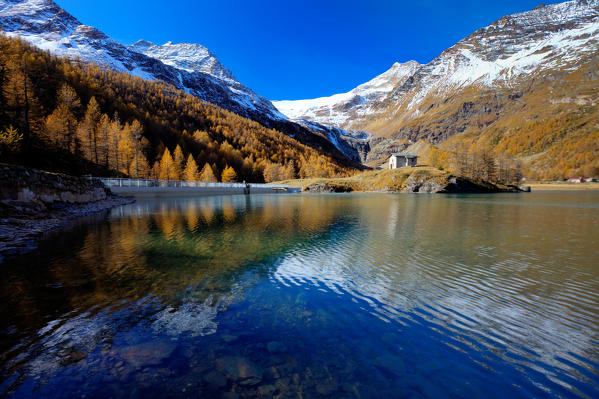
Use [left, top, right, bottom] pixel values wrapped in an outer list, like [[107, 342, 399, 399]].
[[275, 0, 599, 175]]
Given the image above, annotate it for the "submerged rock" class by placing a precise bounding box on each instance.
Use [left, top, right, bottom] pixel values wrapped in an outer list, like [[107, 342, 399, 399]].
[[315, 382, 338, 396], [216, 356, 263, 384], [118, 341, 176, 368], [203, 370, 227, 388], [257, 384, 276, 396], [239, 377, 262, 386], [263, 366, 280, 380], [266, 341, 287, 353]]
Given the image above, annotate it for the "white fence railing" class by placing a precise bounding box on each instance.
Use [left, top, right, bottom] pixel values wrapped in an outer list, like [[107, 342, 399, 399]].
[[92, 177, 289, 190]]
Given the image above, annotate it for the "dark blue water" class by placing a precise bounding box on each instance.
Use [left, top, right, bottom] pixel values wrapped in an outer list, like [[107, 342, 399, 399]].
[[1, 193, 598, 398]]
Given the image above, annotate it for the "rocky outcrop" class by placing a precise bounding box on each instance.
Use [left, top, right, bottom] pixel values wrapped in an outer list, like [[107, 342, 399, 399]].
[[335, 136, 410, 166], [402, 175, 521, 193], [402, 177, 447, 193], [303, 183, 352, 193], [0, 164, 133, 262], [0, 164, 110, 205], [339, 135, 371, 163]]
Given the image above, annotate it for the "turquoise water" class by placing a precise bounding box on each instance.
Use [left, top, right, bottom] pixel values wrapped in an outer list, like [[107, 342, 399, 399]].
[[1, 192, 598, 398]]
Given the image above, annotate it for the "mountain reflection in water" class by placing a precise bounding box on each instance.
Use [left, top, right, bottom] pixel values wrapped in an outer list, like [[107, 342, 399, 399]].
[[1, 193, 598, 398]]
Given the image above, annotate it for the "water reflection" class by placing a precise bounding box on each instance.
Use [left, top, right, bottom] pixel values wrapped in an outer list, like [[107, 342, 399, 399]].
[[1, 193, 599, 398]]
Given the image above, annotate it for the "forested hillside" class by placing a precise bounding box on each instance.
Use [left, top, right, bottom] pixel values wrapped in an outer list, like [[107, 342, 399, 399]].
[[0, 36, 354, 182]]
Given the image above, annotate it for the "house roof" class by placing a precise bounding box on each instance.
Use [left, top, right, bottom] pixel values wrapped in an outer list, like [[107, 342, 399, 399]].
[[390, 153, 418, 158]]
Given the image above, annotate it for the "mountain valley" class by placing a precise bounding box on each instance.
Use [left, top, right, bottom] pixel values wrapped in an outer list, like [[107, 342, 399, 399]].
[[0, 0, 598, 179]]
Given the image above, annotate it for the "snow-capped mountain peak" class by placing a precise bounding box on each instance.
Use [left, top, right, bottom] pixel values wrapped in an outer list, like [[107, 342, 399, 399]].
[[353, 60, 421, 98], [273, 60, 420, 127], [129, 40, 237, 84]]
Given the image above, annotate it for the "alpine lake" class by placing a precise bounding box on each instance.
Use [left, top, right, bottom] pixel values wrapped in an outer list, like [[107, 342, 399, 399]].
[[1, 192, 598, 398]]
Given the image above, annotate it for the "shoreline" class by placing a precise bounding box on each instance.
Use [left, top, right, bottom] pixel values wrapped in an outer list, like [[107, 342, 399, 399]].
[[0, 196, 134, 263], [528, 183, 599, 191], [1, 164, 136, 263]]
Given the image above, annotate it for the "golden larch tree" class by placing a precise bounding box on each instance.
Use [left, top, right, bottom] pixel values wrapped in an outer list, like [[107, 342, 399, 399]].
[[44, 84, 80, 150], [199, 162, 218, 182], [159, 148, 178, 180], [77, 97, 101, 162], [221, 165, 238, 182], [171, 144, 184, 179], [183, 154, 200, 181], [128, 154, 150, 178]]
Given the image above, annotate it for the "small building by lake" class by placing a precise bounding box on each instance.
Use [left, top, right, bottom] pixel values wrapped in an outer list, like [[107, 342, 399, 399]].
[[389, 153, 418, 169]]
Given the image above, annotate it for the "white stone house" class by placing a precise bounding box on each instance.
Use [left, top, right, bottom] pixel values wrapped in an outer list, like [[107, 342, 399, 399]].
[[389, 153, 418, 169]]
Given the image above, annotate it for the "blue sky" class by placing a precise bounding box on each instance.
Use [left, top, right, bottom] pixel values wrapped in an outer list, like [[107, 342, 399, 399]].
[[55, 0, 562, 100]]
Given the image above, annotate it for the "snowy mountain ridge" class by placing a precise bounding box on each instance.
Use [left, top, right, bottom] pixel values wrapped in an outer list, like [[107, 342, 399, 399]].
[[0, 0, 285, 122], [273, 61, 420, 127], [398, 0, 599, 108], [129, 40, 238, 84]]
